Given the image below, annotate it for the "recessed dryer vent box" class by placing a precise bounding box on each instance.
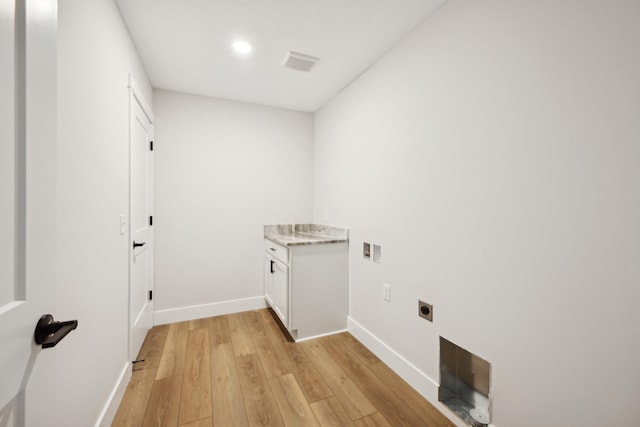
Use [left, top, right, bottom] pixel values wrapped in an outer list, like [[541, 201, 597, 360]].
[[363, 242, 371, 260], [439, 337, 491, 426]]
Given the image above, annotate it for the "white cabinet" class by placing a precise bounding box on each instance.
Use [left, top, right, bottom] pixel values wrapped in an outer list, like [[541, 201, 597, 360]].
[[263, 238, 348, 341]]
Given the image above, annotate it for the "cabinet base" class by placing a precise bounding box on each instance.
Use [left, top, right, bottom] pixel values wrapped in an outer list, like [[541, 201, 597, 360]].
[[266, 306, 348, 343]]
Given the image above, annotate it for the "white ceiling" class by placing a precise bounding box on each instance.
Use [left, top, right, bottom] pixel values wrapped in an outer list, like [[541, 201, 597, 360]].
[[115, 0, 445, 112]]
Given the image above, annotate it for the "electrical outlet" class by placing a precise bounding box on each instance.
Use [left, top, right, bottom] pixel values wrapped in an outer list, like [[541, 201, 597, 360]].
[[383, 283, 391, 302], [418, 300, 433, 322]]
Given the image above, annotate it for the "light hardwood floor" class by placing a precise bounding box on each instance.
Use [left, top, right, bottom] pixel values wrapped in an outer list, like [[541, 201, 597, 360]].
[[112, 309, 455, 427]]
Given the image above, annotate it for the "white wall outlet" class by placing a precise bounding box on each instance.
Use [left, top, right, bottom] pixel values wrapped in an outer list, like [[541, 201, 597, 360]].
[[119, 214, 126, 235], [383, 283, 391, 302]]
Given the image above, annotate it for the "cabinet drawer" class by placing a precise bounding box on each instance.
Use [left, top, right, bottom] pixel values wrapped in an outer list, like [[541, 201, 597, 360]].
[[264, 239, 288, 264]]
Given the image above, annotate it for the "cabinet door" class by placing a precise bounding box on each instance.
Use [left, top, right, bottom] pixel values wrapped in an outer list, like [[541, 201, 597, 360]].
[[264, 253, 275, 307], [273, 258, 289, 328]]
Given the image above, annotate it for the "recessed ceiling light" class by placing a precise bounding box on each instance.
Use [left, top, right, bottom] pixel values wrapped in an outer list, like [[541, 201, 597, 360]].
[[232, 40, 252, 54]]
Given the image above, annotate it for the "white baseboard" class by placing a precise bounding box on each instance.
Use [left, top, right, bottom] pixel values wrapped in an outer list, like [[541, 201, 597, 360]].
[[154, 296, 267, 325], [294, 328, 349, 343], [347, 316, 469, 427], [95, 361, 131, 427]]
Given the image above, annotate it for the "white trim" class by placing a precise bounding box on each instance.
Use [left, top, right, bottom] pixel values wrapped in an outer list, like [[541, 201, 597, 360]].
[[95, 362, 131, 427], [293, 328, 349, 343], [347, 316, 471, 427], [154, 296, 267, 325], [127, 75, 154, 123]]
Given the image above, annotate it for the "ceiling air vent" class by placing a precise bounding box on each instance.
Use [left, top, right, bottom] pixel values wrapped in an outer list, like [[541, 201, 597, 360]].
[[283, 51, 319, 72]]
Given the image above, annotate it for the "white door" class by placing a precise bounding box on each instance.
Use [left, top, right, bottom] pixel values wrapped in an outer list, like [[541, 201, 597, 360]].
[[0, 0, 60, 425], [273, 259, 289, 327], [129, 78, 154, 362]]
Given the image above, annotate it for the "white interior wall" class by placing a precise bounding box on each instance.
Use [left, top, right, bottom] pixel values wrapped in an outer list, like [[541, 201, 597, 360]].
[[153, 89, 313, 323], [313, 1, 640, 426], [57, 0, 152, 425]]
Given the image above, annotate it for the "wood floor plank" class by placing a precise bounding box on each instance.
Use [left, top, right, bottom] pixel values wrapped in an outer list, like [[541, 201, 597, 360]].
[[179, 329, 213, 425], [156, 321, 190, 379], [240, 310, 262, 330], [236, 353, 284, 427], [327, 333, 380, 366], [189, 318, 209, 331], [258, 307, 277, 326], [112, 367, 156, 427], [209, 315, 231, 346], [228, 312, 257, 357], [321, 338, 430, 427], [261, 311, 332, 403], [262, 310, 290, 346], [310, 397, 356, 427], [279, 342, 333, 403], [210, 343, 249, 427], [269, 374, 319, 427], [180, 417, 213, 427], [244, 310, 290, 379], [367, 361, 456, 427], [301, 340, 376, 420], [141, 375, 182, 427], [353, 412, 393, 427], [133, 324, 170, 372]]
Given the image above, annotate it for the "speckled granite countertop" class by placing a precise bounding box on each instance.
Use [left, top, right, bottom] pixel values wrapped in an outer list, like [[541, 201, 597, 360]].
[[264, 224, 349, 247]]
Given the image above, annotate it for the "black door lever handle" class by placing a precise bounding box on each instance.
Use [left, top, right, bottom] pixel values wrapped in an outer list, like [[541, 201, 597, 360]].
[[34, 314, 78, 349], [133, 241, 146, 249]]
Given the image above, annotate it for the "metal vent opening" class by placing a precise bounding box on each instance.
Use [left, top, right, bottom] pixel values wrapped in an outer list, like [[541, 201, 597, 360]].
[[283, 51, 319, 72]]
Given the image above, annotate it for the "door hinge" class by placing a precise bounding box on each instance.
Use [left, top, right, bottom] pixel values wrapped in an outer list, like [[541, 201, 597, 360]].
[[149, 215, 153, 226], [149, 140, 154, 151], [149, 290, 153, 301]]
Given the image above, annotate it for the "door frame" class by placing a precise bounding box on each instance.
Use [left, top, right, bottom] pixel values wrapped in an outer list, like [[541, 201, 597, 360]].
[[127, 75, 154, 362]]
